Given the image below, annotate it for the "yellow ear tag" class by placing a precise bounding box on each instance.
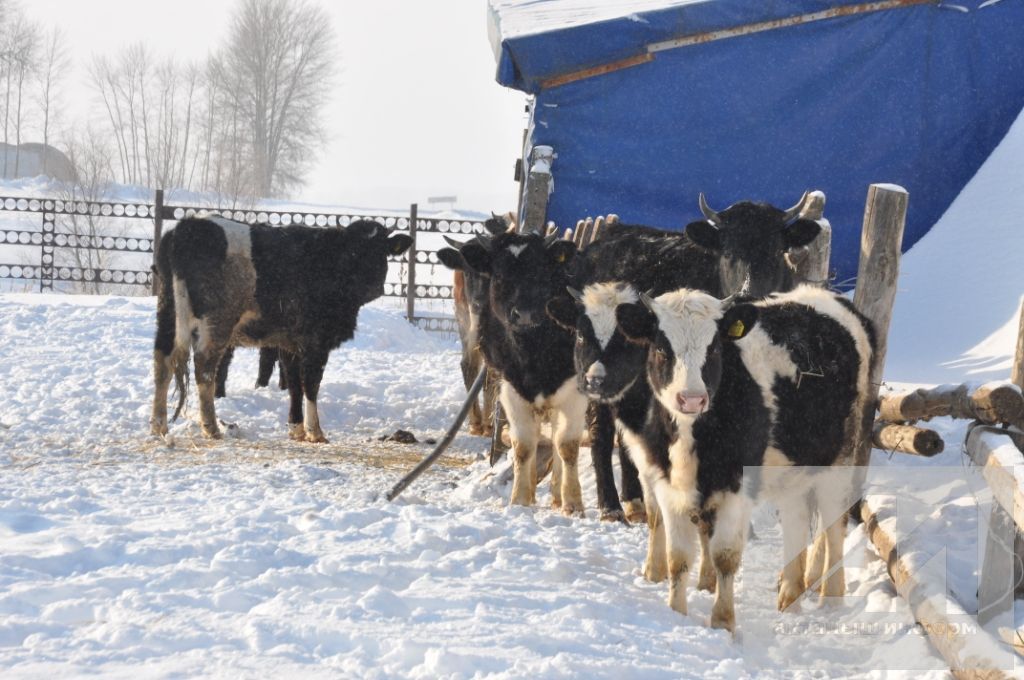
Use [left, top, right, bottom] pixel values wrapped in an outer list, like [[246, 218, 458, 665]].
[[556, 253, 566, 263], [727, 319, 746, 338]]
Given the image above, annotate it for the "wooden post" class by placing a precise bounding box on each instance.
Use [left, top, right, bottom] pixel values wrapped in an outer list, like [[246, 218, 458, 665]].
[[520, 145, 554, 234], [152, 188, 164, 295], [406, 203, 418, 323], [793, 190, 832, 287], [852, 184, 908, 466], [1012, 298, 1024, 391]]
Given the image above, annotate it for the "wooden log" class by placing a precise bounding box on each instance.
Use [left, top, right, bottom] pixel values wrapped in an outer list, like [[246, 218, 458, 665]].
[[871, 421, 944, 457], [1012, 299, 1024, 392], [878, 382, 1024, 426], [793, 190, 832, 287], [520, 146, 554, 235], [152, 188, 164, 295]]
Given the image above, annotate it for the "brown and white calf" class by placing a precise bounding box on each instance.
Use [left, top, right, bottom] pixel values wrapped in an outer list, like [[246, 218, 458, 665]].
[[615, 285, 875, 631]]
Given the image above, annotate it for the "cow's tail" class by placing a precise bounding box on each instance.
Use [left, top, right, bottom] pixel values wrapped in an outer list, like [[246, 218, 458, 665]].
[[153, 230, 192, 423]]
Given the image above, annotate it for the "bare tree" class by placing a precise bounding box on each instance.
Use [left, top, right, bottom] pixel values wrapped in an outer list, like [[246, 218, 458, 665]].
[[35, 26, 69, 175], [211, 0, 336, 197], [1, 6, 38, 178]]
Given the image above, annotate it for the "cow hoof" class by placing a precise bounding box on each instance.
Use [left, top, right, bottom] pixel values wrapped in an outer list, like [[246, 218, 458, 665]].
[[561, 501, 584, 518], [550, 498, 562, 510], [150, 421, 168, 437], [288, 424, 306, 441], [468, 423, 486, 436], [622, 499, 647, 524], [643, 561, 667, 583], [697, 572, 717, 592], [710, 611, 735, 633], [203, 427, 223, 439], [600, 509, 627, 523], [305, 432, 329, 444], [777, 582, 804, 613]]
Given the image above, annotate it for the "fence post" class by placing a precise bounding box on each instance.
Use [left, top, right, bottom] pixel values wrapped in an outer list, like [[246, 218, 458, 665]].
[[40, 204, 55, 292], [793, 190, 832, 287], [406, 203, 418, 323], [520, 145, 554, 234], [1012, 298, 1024, 391], [152, 189, 164, 295]]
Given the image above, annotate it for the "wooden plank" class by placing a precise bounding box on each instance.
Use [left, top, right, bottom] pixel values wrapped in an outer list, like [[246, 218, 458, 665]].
[[872, 422, 944, 457], [520, 147, 554, 235], [541, 53, 653, 90], [966, 425, 1024, 532], [1013, 299, 1024, 392]]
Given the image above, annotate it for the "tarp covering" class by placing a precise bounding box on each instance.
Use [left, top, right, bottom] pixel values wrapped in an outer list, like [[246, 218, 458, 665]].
[[488, 0, 1024, 286]]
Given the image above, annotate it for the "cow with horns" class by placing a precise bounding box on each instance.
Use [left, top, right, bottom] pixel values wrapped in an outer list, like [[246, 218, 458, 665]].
[[440, 229, 586, 513], [551, 193, 826, 522], [150, 215, 412, 441], [612, 285, 874, 632]]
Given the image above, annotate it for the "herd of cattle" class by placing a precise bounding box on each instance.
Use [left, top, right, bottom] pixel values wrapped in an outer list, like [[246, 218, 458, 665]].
[[149, 194, 876, 632]]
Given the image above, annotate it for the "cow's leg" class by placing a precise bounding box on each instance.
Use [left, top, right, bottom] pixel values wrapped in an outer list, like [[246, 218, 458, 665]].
[[256, 347, 277, 388], [279, 350, 305, 441], [590, 403, 624, 521], [697, 524, 717, 592], [501, 382, 540, 507], [481, 367, 498, 437], [192, 327, 229, 439], [777, 491, 811, 613], [803, 492, 827, 593], [658, 495, 698, 615], [151, 267, 180, 436], [553, 392, 588, 517], [619, 444, 646, 523], [299, 350, 330, 443], [215, 345, 234, 398], [462, 347, 485, 436], [549, 438, 563, 510], [816, 485, 848, 601], [709, 493, 749, 632], [643, 486, 668, 583]]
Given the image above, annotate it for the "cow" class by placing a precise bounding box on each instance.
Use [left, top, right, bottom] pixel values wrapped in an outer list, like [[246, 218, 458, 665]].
[[440, 231, 586, 513], [549, 193, 823, 523], [150, 215, 412, 441], [441, 213, 514, 436], [612, 285, 875, 632]]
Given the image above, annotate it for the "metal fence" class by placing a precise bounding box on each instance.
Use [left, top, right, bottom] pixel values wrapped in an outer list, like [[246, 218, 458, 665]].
[[0, 190, 489, 334]]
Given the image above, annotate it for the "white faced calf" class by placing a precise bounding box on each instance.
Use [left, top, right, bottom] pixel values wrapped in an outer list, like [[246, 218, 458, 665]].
[[615, 286, 874, 631]]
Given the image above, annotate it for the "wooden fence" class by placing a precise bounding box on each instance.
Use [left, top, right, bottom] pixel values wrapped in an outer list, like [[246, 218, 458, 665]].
[[0, 189, 489, 333]]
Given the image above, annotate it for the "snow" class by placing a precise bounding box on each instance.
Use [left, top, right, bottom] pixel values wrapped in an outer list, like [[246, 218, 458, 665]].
[[489, 0, 696, 40]]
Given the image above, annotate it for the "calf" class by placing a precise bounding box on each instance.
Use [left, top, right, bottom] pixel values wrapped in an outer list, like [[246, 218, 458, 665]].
[[442, 231, 586, 513], [614, 285, 874, 631], [151, 216, 412, 441], [551, 193, 823, 522]]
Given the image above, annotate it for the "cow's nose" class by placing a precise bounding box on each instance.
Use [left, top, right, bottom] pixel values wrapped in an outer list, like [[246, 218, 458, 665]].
[[676, 391, 708, 414]]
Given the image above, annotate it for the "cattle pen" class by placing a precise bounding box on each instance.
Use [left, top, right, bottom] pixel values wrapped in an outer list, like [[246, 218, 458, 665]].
[[0, 188, 491, 335]]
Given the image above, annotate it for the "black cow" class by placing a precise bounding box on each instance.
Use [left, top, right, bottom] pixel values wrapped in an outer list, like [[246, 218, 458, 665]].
[[441, 231, 585, 513], [614, 286, 875, 632], [549, 194, 823, 523], [150, 215, 412, 441]]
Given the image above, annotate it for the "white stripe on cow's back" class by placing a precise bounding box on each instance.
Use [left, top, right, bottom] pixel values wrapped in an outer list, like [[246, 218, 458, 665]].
[[207, 215, 253, 259], [582, 282, 638, 349], [735, 324, 797, 423]]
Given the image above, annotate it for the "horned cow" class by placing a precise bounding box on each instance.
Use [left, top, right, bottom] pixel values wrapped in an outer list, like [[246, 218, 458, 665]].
[[614, 285, 875, 632], [151, 216, 412, 441]]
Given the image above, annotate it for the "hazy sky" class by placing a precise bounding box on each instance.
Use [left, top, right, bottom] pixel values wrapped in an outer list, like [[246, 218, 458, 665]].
[[21, 0, 528, 213]]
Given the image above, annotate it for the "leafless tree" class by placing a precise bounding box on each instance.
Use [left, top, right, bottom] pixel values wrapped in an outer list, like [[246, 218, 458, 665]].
[[210, 0, 336, 197], [35, 26, 69, 174], [1, 6, 39, 178]]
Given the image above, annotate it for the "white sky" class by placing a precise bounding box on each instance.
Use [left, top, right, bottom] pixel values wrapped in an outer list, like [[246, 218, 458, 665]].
[[21, 0, 528, 213]]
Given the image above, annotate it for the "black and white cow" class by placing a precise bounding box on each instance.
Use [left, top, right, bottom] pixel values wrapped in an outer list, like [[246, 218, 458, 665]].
[[151, 215, 412, 441], [612, 285, 874, 632], [442, 231, 586, 513], [549, 194, 823, 522]]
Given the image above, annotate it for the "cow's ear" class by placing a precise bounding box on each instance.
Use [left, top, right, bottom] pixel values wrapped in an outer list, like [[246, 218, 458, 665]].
[[436, 247, 465, 271], [684, 220, 722, 251], [783, 218, 821, 249], [547, 239, 576, 265], [720, 303, 759, 342], [616, 302, 657, 345], [459, 242, 492, 275], [546, 296, 579, 331], [388, 233, 413, 255]]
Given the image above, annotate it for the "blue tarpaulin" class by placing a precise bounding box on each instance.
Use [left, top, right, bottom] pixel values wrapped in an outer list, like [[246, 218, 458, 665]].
[[487, 0, 1024, 287]]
